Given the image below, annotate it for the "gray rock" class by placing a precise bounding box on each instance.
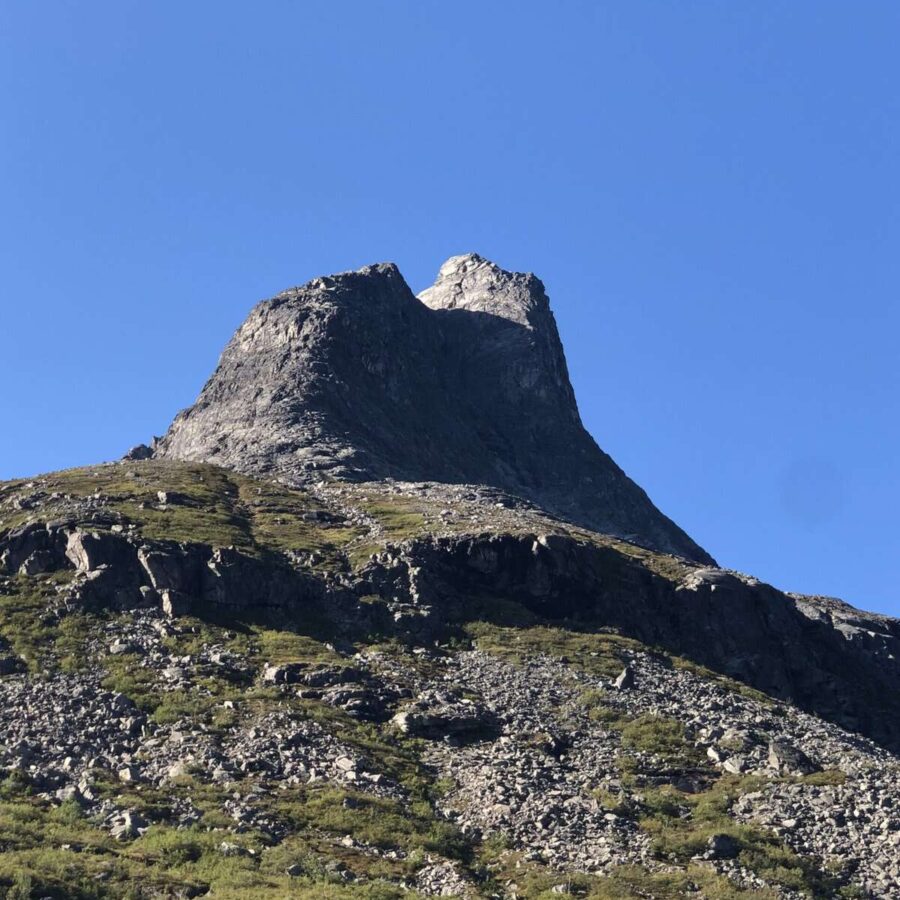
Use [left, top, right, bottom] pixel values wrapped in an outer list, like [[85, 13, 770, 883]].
[[109, 809, 148, 840], [154, 255, 713, 563], [768, 739, 818, 776], [55, 784, 85, 805], [122, 444, 154, 461], [704, 833, 740, 860], [0, 522, 70, 575], [18, 549, 57, 576], [262, 663, 308, 685], [118, 765, 140, 783], [392, 689, 497, 739]]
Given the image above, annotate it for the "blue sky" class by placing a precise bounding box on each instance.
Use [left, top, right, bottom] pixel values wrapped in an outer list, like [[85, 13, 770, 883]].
[[1, 2, 898, 614]]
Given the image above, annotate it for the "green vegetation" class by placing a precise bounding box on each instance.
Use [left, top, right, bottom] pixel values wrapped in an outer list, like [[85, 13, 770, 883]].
[[0, 775, 427, 899], [0, 460, 365, 571], [0, 698, 458, 899], [591, 788, 631, 818], [254, 627, 342, 667], [466, 622, 640, 678], [636, 776, 846, 897], [342, 498, 430, 568], [802, 768, 847, 787], [473, 848, 786, 899], [590, 864, 782, 899], [592, 536, 691, 585], [620, 715, 704, 768], [266, 787, 467, 860], [359, 501, 427, 544], [0, 573, 91, 672]]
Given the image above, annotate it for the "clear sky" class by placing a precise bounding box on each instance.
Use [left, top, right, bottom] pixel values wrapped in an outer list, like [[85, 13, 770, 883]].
[[1, 3, 897, 614]]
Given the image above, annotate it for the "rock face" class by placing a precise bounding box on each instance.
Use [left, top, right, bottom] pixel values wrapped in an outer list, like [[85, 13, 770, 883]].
[[358, 529, 900, 754], [155, 254, 712, 563]]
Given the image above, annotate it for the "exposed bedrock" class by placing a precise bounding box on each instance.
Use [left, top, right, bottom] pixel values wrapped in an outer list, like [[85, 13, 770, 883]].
[[3, 518, 899, 752], [359, 531, 900, 754], [153, 255, 713, 564]]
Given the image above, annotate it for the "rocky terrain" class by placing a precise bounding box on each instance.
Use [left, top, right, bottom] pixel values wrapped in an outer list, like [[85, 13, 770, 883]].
[[1, 256, 898, 899]]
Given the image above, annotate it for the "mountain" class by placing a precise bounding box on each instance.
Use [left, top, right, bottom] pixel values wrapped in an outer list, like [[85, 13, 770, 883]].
[[153, 254, 713, 564], [1, 256, 899, 899]]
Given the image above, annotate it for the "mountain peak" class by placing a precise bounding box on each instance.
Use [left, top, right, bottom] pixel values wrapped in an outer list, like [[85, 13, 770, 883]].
[[419, 253, 548, 329], [154, 256, 713, 563]]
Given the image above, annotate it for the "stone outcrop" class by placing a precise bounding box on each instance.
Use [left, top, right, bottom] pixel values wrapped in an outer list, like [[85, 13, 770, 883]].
[[4, 512, 898, 754], [154, 254, 712, 563], [356, 531, 900, 753], [0, 524, 320, 618], [391, 688, 499, 740]]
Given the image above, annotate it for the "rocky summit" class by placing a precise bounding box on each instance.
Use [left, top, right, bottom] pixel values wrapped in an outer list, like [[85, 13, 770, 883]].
[[153, 254, 712, 564], [1, 257, 899, 900]]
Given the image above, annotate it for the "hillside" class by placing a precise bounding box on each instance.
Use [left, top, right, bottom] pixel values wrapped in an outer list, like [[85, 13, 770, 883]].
[[1, 460, 899, 899]]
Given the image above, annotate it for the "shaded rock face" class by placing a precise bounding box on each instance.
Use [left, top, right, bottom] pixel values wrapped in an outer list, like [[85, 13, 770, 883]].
[[0, 524, 320, 619], [155, 254, 712, 564], [359, 533, 900, 754], [4, 515, 899, 752]]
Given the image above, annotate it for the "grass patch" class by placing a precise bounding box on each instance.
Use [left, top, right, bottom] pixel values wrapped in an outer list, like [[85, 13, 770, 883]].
[[0, 573, 86, 672], [359, 502, 428, 543], [577, 688, 632, 730], [0, 770, 439, 899], [466, 623, 640, 679], [472, 848, 781, 899], [637, 775, 844, 897], [590, 863, 782, 898], [592, 788, 631, 817], [802, 769, 847, 787], [254, 628, 342, 667], [620, 715, 703, 767], [267, 786, 468, 860], [0, 460, 365, 573]]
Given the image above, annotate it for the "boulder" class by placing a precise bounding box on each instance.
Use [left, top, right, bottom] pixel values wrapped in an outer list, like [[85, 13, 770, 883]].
[[122, 444, 154, 461], [704, 833, 740, 860], [109, 809, 148, 841], [391, 689, 497, 739], [262, 663, 309, 685], [768, 739, 818, 776]]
